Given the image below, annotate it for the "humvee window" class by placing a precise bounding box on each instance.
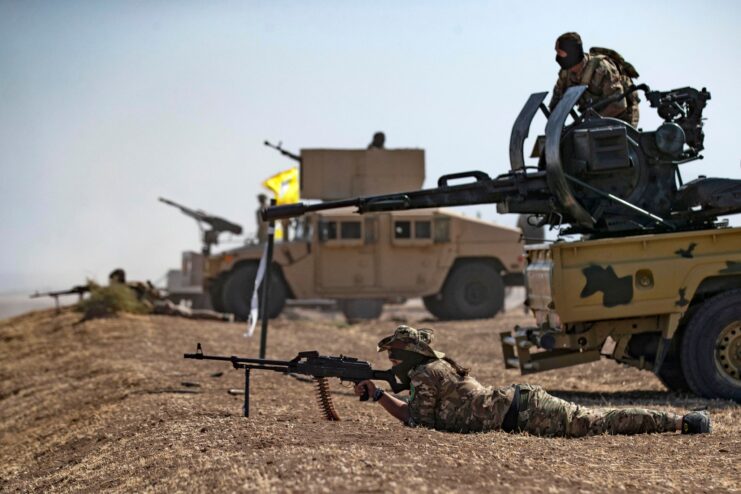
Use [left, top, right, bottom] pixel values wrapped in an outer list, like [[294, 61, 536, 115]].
[[319, 221, 338, 241], [394, 221, 412, 239], [415, 220, 432, 239], [340, 221, 362, 239]]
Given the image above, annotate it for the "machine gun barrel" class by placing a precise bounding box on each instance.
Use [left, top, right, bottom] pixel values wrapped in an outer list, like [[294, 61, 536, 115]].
[[262, 169, 550, 221], [184, 343, 405, 418], [30, 285, 89, 299], [264, 140, 302, 163]]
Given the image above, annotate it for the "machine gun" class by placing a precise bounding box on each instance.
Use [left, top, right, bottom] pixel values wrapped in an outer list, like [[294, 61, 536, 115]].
[[184, 343, 404, 420], [159, 197, 243, 255], [30, 285, 90, 313], [263, 85, 741, 237], [264, 140, 302, 163]]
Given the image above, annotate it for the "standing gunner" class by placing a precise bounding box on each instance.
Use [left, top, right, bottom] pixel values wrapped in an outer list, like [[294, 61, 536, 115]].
[[549, 32, 640, 127], [354, 325, 711, 436]]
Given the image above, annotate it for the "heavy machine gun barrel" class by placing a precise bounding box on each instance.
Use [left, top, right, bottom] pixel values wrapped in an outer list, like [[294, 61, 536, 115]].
[[264, 140, 302, 163], [262, 170, 550, 222]]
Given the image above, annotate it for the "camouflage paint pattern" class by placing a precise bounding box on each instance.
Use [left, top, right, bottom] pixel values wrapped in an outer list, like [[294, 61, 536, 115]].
[[406, 362, 679, 436]]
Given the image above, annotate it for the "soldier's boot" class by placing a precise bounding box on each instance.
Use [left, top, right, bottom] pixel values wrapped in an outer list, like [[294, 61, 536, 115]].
[[681, 411, 711, 434]]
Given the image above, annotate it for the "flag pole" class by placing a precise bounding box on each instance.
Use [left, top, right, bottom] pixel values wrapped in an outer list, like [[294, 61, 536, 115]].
[[259, 199, 276, 359]]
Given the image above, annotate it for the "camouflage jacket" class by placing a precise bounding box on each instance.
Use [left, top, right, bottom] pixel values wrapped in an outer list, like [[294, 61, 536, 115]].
[[548, 53, 628, 120], [406, 359, 515, 432]]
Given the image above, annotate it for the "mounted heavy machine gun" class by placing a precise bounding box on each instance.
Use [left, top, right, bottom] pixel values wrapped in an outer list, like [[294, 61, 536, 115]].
[[264, 85, 739, 237], [262, 84, 741, 402], [264, 140, 302, 163], [159, 197, 243, 255]]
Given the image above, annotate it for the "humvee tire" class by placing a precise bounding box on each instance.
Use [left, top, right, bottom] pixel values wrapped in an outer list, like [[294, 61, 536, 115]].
[[222, 263, 287, 321], [209, 274, 227, 313], [680, 289, 741, 401], [439, 262, 505, 320], [338, 299, 383, 323], [422, 294, 451, 320]]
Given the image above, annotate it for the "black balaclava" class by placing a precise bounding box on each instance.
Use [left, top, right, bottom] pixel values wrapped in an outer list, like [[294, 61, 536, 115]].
[[388, 348, 432, 390], [556, 38, 584, 70]]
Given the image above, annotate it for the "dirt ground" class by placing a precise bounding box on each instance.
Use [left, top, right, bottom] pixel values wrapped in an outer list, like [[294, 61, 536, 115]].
[[1, 303, 739, 493]]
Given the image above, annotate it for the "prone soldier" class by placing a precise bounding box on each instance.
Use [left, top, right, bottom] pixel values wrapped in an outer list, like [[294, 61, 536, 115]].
[[354, 325, 711, 436]]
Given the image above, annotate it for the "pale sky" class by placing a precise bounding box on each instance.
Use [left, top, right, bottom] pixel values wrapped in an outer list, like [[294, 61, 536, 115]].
[[1, 0, 739, 293]]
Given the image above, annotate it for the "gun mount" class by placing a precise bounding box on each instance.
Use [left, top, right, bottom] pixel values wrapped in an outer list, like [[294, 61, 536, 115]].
[[263, 85, 740, 238], [159, 197, 243, 255], [262, 84, 741, 401]]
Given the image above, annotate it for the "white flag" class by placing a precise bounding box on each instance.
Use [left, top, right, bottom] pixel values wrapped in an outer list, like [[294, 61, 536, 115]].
[[245, 235, 270, 337]]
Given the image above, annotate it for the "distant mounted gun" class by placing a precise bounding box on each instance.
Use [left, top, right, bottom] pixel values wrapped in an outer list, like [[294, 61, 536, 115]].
[[264, 140, 302, 163], [30, 285, 90, 313], [158, 197, 243, 255]]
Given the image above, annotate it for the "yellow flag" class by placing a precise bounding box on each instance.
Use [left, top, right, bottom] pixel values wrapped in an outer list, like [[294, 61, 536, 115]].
[[262, 167, 299, 205]]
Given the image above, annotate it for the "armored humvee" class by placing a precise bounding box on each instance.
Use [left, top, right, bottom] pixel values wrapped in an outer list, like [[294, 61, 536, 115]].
[[204, 147, 524, 322], [263, 84, 741, 401], [207, 207, 523, 322]]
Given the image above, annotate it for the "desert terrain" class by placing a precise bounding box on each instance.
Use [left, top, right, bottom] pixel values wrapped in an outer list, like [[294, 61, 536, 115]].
[[1, 302, 739, 493]]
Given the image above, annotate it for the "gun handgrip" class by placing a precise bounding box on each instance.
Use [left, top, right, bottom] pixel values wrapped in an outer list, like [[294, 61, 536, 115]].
[[358, 382, 370, 402], [262, 203, 307, 221]]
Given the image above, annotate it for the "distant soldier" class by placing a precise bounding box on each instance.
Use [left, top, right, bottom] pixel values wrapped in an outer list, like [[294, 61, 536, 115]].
[[368, 131, 386, 149], [108, 268, 232, 321], [517, 214, 545, 245], [256, 193, 269, 243], [354, 325, 711, 436], [549, 32, 640, 127]]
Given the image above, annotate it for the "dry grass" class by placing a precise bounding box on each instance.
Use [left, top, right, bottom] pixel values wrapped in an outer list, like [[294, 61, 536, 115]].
[[1, 307, 739, 493]]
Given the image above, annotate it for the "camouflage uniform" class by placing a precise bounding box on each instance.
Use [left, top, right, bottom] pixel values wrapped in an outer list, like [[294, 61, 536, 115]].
[[380, 325, 679, 437], [549, 52, 639, 127], [406, 360, 678, 437]]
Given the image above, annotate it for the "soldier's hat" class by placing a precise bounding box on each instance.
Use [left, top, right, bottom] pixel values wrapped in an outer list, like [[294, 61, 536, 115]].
[[377, 325, 445, 359]]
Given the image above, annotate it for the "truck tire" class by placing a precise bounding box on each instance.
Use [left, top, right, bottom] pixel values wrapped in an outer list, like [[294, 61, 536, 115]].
[[338, 299, 383, 323], [208, 275, 227, 313], [440, 262, 505, 320], [221, 263, 287, 321], [422, 294, 451, 320], [680, 289, 741, 401]]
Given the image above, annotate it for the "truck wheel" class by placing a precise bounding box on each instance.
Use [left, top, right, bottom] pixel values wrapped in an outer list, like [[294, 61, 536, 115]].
[[680, 289, 741, 401], [208, 275, 227, 313], [440, 262, 505, 320], [422, 294, 451, 320], [221, 263, 287, 321], [339, 299, 383, 323]]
